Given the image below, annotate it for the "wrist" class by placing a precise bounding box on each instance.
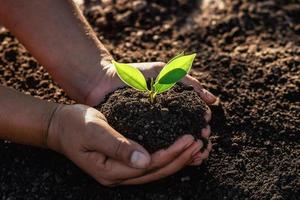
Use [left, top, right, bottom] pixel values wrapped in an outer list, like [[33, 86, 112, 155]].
[[46, 104, 65, 152], [44, 47, 113, 106]]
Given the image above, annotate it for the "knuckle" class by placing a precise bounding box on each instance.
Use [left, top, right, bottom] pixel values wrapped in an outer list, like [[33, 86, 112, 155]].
[[94, 156, 106, 170], [114, 139, 122, 158], [204, 108, 212, 122], [113, 138, 131, 160]]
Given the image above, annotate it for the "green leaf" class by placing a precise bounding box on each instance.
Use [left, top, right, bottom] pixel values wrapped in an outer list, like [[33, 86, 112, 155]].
[[156, 53, 196, 83], [158, 68, 187, 84], [153, 83, 176, 94], [112, 60, 148, 91], [154, 53, 196, 94]]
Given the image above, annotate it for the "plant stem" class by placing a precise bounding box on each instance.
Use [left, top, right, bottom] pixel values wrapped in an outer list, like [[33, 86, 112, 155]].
[[149, 91, 157, 103], [149, 78, 156, 103]]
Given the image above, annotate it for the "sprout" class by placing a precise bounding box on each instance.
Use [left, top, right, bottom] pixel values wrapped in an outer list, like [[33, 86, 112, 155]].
[[112, 52, 196, 102]]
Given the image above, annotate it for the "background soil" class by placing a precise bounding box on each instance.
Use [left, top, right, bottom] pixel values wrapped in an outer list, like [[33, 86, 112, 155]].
[[0, 0, 299, 199]]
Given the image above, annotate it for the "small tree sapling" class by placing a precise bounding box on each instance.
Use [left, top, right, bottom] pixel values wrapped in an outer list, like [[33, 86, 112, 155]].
[[112, 52, 196, 102]]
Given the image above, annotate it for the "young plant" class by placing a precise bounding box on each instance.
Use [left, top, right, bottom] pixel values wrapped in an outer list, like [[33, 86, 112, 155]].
[[112, 52, 196, 102]]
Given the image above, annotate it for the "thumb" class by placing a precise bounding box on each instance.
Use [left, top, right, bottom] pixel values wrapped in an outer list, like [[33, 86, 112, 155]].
[[90, 120, 151, 169]]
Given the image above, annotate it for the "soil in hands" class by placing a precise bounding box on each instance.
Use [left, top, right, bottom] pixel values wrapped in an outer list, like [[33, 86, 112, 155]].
[[97, 83, 209, 153]]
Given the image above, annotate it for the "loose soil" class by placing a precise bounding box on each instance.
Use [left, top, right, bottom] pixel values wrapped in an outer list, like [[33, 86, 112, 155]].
[[0, 0, 299, 200], [98, 84, 208, 153]]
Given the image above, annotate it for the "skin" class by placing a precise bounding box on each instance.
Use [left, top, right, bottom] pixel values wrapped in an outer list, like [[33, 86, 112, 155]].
[[0, 0, 217, 186]]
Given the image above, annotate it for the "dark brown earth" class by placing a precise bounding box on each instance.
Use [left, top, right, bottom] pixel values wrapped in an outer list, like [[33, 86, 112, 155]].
[[98, 84, 209, 153], [0, 0, 299, 199]]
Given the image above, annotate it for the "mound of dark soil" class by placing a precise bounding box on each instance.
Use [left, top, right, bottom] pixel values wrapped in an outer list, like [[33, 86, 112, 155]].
[[98, 84, 208, 152]]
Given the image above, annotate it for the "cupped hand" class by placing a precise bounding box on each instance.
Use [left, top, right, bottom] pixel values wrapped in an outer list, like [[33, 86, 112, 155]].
[[86, 61, 216, 167], [49, 62, 216, 186], [46, 104, 207, 186]]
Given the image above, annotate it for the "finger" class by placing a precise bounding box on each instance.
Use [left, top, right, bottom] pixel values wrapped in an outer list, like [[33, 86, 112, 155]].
[[101, 138, 211, 182], [189, 157, 203, 166], [207, 140, 213, 152], [182, 75, 217, 104], [91, 134, 195, 181], [204, 107, 212, 122], [188, 140, 204, 165], [190, 139, 203, 158], [148, 134, 195, 170], [120, 140, 202, 185], [74, 151, 120, 186], [130, 62, 165, 78], [189, 151, 208, 166], [98, 157, 147, 180], [200, 149, 210, 160], [78, 151, 149, 186], [88, 120, 151, 169], [198, 140, 212, 161], [201, 125, 211, 138], [103, 134, 195, 181], [189, 140, 212, 165], [192, 151, 202, 160]]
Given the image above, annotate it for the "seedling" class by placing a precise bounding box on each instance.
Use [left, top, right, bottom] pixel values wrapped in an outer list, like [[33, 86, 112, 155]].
[[112, 52, 196, 102]]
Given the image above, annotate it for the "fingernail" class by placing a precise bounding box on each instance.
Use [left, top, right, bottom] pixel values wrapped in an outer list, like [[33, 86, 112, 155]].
[[182, 135, 194, 149], [201, 125, 211, 138], [204, 110, 212, 122], [203, 89, 217, 103], [199, 140, 204, 149], [192, 142, 202, 156], [130, 151, 150, 168], [192, 152, 202, 159]]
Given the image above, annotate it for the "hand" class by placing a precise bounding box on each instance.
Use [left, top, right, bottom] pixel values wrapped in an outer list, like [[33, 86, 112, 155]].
[[47, 104, 207, 186]]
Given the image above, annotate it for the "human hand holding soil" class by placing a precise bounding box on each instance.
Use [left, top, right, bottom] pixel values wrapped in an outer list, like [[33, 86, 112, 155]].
[[47, 104, 209, 186], [46, 61, 215, 186], [89, 61, 215, 167], [0, 0, 216, 185], [0, 86, 210, 186]]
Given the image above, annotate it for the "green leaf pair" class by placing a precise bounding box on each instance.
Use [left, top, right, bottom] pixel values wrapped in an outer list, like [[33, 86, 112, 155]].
[[112, 52, 196, 101]]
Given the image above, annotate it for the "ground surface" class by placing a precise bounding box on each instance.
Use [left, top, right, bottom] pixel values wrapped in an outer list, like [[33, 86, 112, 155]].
[[0, 0, 299, 199]]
